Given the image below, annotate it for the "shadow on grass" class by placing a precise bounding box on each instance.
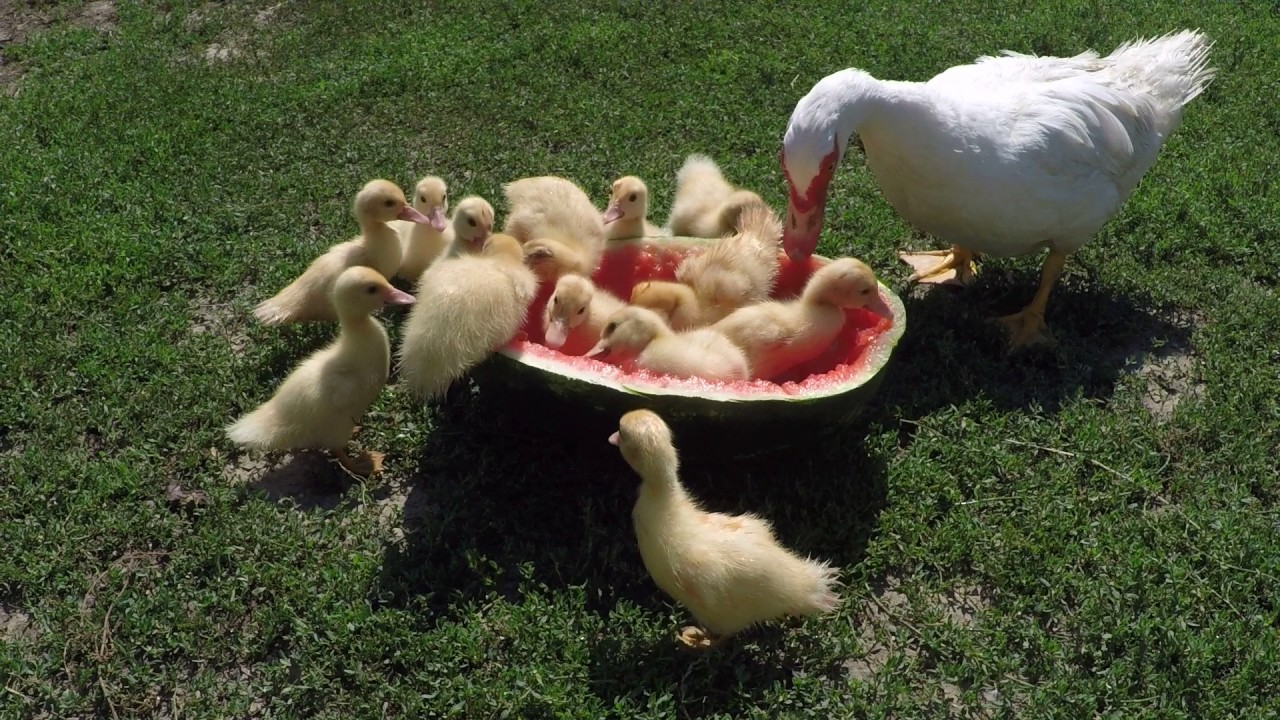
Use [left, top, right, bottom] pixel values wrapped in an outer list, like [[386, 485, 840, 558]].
[[369, 385, 888, 648], [585, 621, 850, 717], [243, 451, 354, 511], [877, 264, 1197, 425]]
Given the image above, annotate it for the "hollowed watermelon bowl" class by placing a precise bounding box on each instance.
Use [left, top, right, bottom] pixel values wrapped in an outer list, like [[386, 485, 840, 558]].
[[469, 236, 906, 456]]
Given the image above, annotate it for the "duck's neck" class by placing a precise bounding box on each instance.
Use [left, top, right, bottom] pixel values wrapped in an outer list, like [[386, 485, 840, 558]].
[[359, 219, 401, 263], [638, 464, 690, 508], [333, 311, 386, 360], [408, 221, 443, 246], [613, 217, 643, 238]]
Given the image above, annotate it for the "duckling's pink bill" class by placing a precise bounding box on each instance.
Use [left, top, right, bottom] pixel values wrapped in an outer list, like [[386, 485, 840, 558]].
[[385, 288, 417, 305], [544, 321, 569, 349], [427, 207, 448, 232], [602, 204, 624, 224], [867, 294, 893, 319], [585, 342, 611, 360], [398, 205, 434, 225], [608, 431, 620, 446]]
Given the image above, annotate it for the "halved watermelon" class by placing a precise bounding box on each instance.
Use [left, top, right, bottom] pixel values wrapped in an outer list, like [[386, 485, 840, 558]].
[[469, 236, 906, 454]]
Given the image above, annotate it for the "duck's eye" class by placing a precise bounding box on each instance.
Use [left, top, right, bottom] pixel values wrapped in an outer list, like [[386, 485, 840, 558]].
[[366, 285, 379, 295], [384, 199, 395, 208], [468, 218, 477, 227], [577, 307, 586, 315], [442, 193, 447, 203], [861, 288, 872, 295], [419, 194, 428, 203], [605, 322, 618, 334], [628, 193, 637, 203]]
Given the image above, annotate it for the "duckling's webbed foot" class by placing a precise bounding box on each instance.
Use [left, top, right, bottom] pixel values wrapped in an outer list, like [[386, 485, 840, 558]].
[[677, 625, 722, 651], [334, 448, 384, 477], [897, 244, 977, 286]]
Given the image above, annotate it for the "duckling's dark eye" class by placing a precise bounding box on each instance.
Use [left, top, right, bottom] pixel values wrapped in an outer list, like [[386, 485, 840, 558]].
[[442, 193, 447, 203], [366, 285, 379, 295], [628, 193, 637, 202], [419, 194, 428, 203], [468, 218, 477, 227], [384, 199, 395, 208], [605, 321, 618, 334], [861, 288, 872, 295], [577, 307, 586, 315]]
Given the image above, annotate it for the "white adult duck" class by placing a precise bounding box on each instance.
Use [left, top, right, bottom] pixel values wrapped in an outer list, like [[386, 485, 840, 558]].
[[779, 30, 1214, 347]]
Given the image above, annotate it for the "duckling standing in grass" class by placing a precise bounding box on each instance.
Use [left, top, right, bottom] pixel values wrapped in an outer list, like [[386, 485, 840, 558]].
[[631, 204, 783, 329], [228, 266, 416, 476], [542, 274, 627, 355], [666, 154, 769, 239], [610, 409, 841, 649], [586, 306, 749, 382], [712, 258, 892, 381], [503, 175, 606, 273], [390, 176, 450, 282], [398, 234, 537, 399], [602, 176, 666, 240], [445, 196, 495, 257], [254, 179, 430, 324]]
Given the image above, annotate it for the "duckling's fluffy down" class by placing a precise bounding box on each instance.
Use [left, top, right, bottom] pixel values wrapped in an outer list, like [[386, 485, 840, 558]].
[[397, 249, 538, 399]]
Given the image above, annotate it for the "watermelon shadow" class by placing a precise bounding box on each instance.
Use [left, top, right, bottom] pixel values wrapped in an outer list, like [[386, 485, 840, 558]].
[[370, 383, 888, 636]]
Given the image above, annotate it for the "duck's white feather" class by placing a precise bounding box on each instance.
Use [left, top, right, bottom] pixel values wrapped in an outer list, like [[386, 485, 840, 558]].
[[784, 30, 1214, 258]]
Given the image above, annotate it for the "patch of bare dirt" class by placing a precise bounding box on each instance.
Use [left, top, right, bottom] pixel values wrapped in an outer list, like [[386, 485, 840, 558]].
[[72, 0, 116, 33], [933, 584, 991, 629], [372, 476, 441, 543], [0, 0, 117, 95], [1, 603, 37, 643], [222, 451, 351, 510], [189, 292, 251, 356], [843, 578, 1013, 716], [1133, 342, 1203, 421], [183, 1, 288, 66]]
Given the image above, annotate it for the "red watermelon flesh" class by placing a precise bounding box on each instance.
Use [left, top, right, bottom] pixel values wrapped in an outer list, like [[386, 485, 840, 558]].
[[508, 243, 894, 396]]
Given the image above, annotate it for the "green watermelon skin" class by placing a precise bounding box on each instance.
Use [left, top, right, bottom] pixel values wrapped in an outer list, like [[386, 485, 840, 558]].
[[466, 238, 906, 457]]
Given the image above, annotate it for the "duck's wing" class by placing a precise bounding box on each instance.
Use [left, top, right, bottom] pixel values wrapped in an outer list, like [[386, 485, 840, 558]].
[[929, 49, 1103, 91]]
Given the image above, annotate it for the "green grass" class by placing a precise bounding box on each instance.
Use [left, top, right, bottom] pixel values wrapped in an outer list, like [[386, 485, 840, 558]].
[[2, 0, 1279, 717]]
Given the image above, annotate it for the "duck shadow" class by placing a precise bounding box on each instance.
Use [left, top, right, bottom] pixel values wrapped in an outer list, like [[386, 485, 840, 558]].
[[370, 387, 887, 693], [242, 451, 355, 511], [586, 622, 846, 718], [876, 263, 1197, 423]]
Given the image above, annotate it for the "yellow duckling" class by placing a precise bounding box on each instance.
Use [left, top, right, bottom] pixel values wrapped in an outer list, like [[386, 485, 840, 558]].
[[666, 154, 770, 239], [390, 176, 450, 282], [586, 306, 748, 382], [630, 204, 783, 329], [227, 266, 416, 476], [502, 175, 606, 272], [602, 176, 666, 240], [445, 196, 495, 257], [628, 280, 706, 331], [712, 258, 892, 381], [542, 274, 627, 355], [254, 179, 430, 325], [522, 236, 592, 282], [610, 409, 841, 649], [397, 234, 538, 398]]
